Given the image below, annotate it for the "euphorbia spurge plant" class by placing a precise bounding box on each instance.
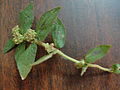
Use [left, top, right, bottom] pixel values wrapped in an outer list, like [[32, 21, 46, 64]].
[[4, 3, 120, 80]]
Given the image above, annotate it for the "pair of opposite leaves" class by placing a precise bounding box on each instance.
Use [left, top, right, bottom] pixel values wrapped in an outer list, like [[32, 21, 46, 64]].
[[4, 3, 65, 80]]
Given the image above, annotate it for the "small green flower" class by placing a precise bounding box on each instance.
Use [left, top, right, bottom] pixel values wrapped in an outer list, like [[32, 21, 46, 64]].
[[12, 25, 20, 35], [24, 29, 37, 42], [12, 35, 24, 44], [12, 25, 24, 44], [12, 25, 37, 44]]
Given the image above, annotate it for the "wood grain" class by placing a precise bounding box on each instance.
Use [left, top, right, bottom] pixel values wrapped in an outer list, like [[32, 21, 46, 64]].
[[1, 0, 120, 90]]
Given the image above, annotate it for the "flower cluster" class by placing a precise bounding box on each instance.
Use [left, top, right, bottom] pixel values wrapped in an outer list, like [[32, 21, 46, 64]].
[[12, 25, 24, 44], [12, 25, 37, 44], [24, 29, 37, 42]]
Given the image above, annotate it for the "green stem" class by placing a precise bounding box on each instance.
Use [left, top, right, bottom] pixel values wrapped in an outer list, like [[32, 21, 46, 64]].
[[35, 40, 80, 63], [56, 50, 80, 63], [35, 40, 112, 73], [87, 63, 112, 72], [32, 50, 57, 66], [35, 40, 46, 47]]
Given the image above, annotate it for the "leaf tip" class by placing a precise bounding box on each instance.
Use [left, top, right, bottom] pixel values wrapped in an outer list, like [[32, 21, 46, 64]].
[[55, 6, 62, 11], [99, 44, 112, 48], [20, 73, 27, 80], [3, 47, 9, 53], [21, 76, 25, 80], [3, 49, 7, 54], [57, 6, 62, 9], [100, 44, 112, 52]]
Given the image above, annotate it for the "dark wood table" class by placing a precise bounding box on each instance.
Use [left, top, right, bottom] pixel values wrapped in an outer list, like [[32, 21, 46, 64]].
[[1, 0, 120, 90]]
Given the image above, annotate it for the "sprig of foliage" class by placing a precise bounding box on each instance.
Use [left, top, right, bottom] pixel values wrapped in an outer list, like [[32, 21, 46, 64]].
[[4, 3, 120, 80], [19, 3, 34, 34], [85, 45, 111, 63]]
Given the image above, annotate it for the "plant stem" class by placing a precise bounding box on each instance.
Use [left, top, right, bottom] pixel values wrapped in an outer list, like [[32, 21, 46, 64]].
[[35, 40, 80, 63], [35, 40, 113, 73], [56, 50, 80, 63], [87, 63, 112, 72], [32, 50, 57, 66], [35, 40, 46, 47]]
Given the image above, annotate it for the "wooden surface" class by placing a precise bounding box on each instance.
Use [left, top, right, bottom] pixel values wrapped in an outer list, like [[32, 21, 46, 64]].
[[1, 0, 120, 90]]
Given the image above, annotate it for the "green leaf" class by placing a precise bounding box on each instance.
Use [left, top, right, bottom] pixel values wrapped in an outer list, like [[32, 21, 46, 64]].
[[111, 64, 120, 74], [36, 26, 52, 41], [15, 43, 37, 80], [36, 7, 61, 41], [85, 45, 111, 63], [15, 43, 26, 60], [52, 18, 66, 48], [4, 39, 15, 53], [19, 3, 34, 34], [36, 7, 61, 31]]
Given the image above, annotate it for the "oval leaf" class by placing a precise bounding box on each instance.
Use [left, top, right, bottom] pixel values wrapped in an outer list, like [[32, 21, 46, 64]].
[[36, 7, 61, 31], [19, 3, 34, 34], [85, 45, 111, 63], [36, 7, 61, 41], [15, 43, 37, 80], [52, 18, 66, 48], [4, 39, 15, 53]]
